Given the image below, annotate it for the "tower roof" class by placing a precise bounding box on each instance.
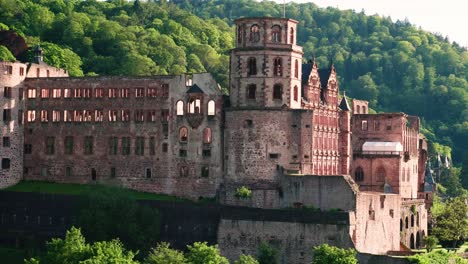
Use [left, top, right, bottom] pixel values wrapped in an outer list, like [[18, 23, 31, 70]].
[[339, 92, 350, 111], [186, 84, 204, 94]]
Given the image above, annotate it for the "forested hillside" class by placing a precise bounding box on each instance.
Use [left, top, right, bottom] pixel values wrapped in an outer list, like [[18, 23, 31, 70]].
[[0, 0, 467, 163]]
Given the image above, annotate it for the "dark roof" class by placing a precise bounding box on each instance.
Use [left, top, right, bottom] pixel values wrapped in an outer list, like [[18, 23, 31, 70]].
[[186, 84, 204, 94], [301, 63, 312, 84], [339, 95, 350, 111], [318, 68, 331, 88]]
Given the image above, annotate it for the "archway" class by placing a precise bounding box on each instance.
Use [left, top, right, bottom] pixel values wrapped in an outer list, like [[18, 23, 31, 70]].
[[416, 232, 421, 249], [410, 233, 415, 249]]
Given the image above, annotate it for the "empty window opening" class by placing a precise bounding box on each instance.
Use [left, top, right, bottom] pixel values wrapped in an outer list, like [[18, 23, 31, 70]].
[[109, 137, 118, 155], [64, 88, 71, 98], [180, 166, 188, 177], [361, 120, 368, 130], [3, 137, 10, 147], [273, 58, 282, 76], [95, 88, 104, 98], [374, 121, 380, 131], [19, 67, 24, 76], [355, 167, 364, 181], [244, 119, 253, 128], [26, 110, 36, 122], [147, 88, 157, 97], [161, 109, 169, 121], [356, 105, 361, 114], [386, 121, 392, 130], [273, 84, 283, 100], [120, 88, 129, 98], [162, 123, 168, 138], [121, 110, 130, 122], [46, 70, 50, 77], [108, 88, 118, 98], [52, 88, 61, 98], [84, 136, 93, 155], [1, 158, 10, 169], [179, 127, 188, 142], [247, 84, 256, 100], [82, 88, 91, 98], [248, 57, 257, 75], [146, 168, 152, 179], [147, 110, 157, 122], [27, 89, 36, 98], [3, 109, 11, 122], [136, 88, 145, 98], [121, 137, 131, 155], [188, 98, 201, 114], [24, 144, 32, 154], [176, 100, 184, 116], [162, 143, 168, 153], [135, 110, 145, 122], [293, 85, 299, 101], [203, 128, 212, 144], [66, 167, 71, 177], [271, 25, 282, 42], [135, 137, 145, 155], [40, 110, 48, 122], [203, 149, 211, 157], [74, 88, 82, 98], [405, 217, 409, 229], [207, 100, 215, 116], [91, 168, 96, 181], [3, 87, 11, 98], [41, 167, 47, 177], [269, 153, 280, 159], [95, 110, 104, 122], [201, 166, 209, 177], [149, 137, 156, 156], [294, 60, 299, 78], [179, 149, 187, 157], [83, 110, 92, 122], [411, 214, 415, 227], [45, 137, 55, 155], [109, 110, 118, 122], [250, 25, 260, 42], [237, 26, 243, 43], [111, 167, 116, 178], [161, 84, 169, 98]]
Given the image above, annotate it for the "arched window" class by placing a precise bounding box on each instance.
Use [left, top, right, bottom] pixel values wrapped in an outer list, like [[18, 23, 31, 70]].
[[250, 25, 260, 42], [290, 27, 294, 44], [248, 57, 257, 75], [207, 100, 215, 116], [293, 85, 298, 102], [405, 217, 409, 229], [237, 26, 243, 44], [400, 219, 403, 231], [188, 98, 201, 114], [411, 214, 415, 227], [247, 84, 256, 99], [363, 106, 367, 113], [355, 167, 364, 181], [203, 128, 212, 144], [273, 84, 282, 100], [273, 58, 282, 76], [294, 59, 299, 78], [376, 166, 386, 182], [176, 100, 184, 116], [271, 25, 281, 42], [357, 105, 361, 114], [179, 127, 188, 142]]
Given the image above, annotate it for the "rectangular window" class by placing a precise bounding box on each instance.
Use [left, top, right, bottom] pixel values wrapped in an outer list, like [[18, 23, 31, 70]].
[[146, 168, 152, 179], [52, 88, 61, 98], [121, 137, 130, 155], [109, 137, 118, 155], [121, 110, 130, 122], [66, 167, 72, 177], [361, 120, 368, 131], [52, 110, 61, 122], [386, 121, 392, 130], [19, 67, 24, 76], [74, 88, 82, 98], [45, 136, 55, 155], [74, 110, 83, 122], [161, 109, 169, 122], [162, 143, 168, 153], [135, 137, 144, 155], [27, 88, 36, 98], [2, 158, 11, 169], [3, 109, 11, 122], [109, 110, 118, 122], [147, 88, 157, 98], [135, 110, 144, 122], [179, 149, 187, 157], [83, 110, 92, 122], [24, 144, 32, 154], [201, 166, 209, 177], [4, 65, 12, 75], [162, 123, 168, 138], [374, 121, 380, 131], [108, 88, 118, 98], [149, 137, 155, 155], [27, 110, 36, 122], [83, 88, 91, 98], [95, 88, 104, 98], [64, 88, 72, 98], [147, 110, 156, 122], [84, 136, 93, 155], [203, 149, 211, 157], [95, 110, 104, 122], [161, 84, 169, 98], [64, 136, 74, 154], [111, 167, 116, 178], [120, 88, 129, 98], [136, 88, 145, 98], [40, 110, 48, 122], [41, 89, 50, 98], [64, 110, 72, 122], [3, 137, 10, 147], [41, 167, 47, 177], [3, 87, 11, 98]]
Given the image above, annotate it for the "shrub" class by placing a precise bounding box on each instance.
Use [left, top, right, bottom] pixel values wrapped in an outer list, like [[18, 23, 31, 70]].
[[312, 244, 357, 264], [258, 242, 278, 264], [235, 186, 252, 199]]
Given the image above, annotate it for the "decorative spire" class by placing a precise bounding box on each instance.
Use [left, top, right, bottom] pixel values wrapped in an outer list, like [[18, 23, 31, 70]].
[[339, 91, 350, 111]]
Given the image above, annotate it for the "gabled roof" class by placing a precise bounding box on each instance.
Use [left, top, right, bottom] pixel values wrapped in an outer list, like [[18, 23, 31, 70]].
[[186, 84, 204, 94]]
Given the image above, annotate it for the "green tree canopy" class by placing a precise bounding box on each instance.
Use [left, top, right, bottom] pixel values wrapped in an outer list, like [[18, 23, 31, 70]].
[[186, 242, 229, 264], [312, 244, 357, 264]]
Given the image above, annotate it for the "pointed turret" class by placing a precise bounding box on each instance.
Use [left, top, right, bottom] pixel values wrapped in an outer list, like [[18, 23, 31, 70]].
[[339, 91, 351, 111]]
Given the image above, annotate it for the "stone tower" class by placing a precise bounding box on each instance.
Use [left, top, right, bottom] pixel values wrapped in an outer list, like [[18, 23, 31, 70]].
[[230, 17, 303, 109]]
